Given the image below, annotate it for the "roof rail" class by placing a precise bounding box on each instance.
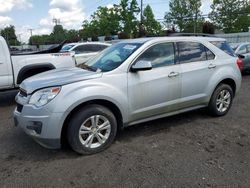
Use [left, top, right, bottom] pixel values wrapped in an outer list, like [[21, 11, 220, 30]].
[[169, 33, 216, 37]]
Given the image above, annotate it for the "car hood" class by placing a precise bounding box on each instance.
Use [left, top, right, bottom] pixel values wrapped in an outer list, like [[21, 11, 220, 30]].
[[20, 67, 102, 94]]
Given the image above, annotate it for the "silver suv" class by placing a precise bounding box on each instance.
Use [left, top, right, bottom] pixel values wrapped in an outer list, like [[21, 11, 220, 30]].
[[14, 37, 242, 154]]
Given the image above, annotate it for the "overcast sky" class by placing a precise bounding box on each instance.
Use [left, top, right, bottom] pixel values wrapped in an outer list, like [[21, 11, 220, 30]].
[[0, 0, 212, 42]]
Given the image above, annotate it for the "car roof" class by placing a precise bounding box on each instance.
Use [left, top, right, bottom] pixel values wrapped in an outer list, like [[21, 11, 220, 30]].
[[118, 36, 226, 44], [65, 42, 111, 46]]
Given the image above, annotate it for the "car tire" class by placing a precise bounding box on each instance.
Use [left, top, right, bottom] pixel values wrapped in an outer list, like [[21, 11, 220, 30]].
[[208, 84, 234, 117], [67, 104, 117, 155]]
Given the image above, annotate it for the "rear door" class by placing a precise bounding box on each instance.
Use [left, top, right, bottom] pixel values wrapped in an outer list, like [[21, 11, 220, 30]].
[[128, 42, 182, 122], [177, 42, 216, 109], [0, 42, 12, 89]]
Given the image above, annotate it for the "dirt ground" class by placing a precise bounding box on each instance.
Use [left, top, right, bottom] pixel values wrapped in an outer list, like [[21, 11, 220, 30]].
[[0, 76, 250, 188]]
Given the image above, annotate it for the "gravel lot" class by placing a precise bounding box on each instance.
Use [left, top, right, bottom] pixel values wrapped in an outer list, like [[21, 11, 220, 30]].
[[0, 76, 250, 188]]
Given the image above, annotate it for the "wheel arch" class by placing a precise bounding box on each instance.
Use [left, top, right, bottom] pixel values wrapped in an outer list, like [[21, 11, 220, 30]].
[[215, 78, 236, 96], [17, 63, 55, 84], [61, 99, 123, 146]]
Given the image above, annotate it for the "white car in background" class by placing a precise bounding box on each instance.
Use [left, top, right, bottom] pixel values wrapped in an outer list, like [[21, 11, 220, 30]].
[[61, 42, 111, 65]]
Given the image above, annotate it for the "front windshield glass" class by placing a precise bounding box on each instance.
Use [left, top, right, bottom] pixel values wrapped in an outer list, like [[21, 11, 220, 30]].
[[84, 42, 142, 72], [61, 44, 75, 51]]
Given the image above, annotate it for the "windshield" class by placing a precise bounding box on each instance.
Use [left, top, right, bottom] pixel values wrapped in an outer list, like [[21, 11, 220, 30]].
[[84, 42, 142, 72], [61, 44, 75, 51]]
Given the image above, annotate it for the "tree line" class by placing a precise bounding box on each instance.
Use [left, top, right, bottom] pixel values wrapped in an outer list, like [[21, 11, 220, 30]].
[[1, 0, 250, 45]]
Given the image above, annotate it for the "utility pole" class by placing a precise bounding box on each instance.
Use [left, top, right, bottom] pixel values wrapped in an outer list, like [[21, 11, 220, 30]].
[[139, 0, 144, 37], [140, 0, 143, 24], [28, 29, 33, 36], [194, 2, 198, 33], [52, 18, 60, 26], [28, 29, 34, 45], [17, 34, 22, 49]]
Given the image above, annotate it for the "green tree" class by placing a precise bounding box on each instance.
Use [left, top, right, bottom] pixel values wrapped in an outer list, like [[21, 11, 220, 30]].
[[118, 0, 140, 38], [65, 29, 81, 42], [165, 0, 203, 32], [29, 25, 81, 45], [143, 5, 162, 36], [209, 0, 250, 33], [92, 6, 120, 36], [235, 2, 250, 32], [188, 0, 203, 33], [50, 25, 67, 43], [29, 35, 51, 45], [1, 25, 20, 45], [165, 0, 191, 32], [80, 20, 99, 40], [202, 21, 215, 34]]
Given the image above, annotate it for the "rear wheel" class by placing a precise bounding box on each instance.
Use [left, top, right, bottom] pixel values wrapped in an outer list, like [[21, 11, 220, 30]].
[[208, 84, 233, 116], [67, 105, 117, 155]]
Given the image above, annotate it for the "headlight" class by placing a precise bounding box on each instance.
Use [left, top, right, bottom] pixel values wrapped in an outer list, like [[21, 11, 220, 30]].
[[29, 87, 61, 107]]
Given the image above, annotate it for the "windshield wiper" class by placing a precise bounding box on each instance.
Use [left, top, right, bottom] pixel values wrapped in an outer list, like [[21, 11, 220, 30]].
[[78, 64, 98, 72]]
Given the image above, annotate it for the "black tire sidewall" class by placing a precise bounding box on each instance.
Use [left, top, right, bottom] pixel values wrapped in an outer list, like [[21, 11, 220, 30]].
[[208, 84, 234, 116], [67, 104, 117, 155]]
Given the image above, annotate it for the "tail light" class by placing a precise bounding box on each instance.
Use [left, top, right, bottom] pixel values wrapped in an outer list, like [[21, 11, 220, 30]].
[[236, 58, 243, 72]]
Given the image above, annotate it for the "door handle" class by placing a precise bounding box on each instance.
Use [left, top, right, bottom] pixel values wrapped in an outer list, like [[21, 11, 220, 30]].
[[208, 64, 216, 69], [168, 72, 179, 78]]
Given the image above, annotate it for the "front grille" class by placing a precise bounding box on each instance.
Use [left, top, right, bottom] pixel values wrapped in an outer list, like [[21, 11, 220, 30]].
[[16, 103, 23, 113]]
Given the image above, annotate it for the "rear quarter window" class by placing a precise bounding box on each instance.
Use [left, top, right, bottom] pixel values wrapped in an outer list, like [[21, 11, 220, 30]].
[[210, 41, 236, 57]]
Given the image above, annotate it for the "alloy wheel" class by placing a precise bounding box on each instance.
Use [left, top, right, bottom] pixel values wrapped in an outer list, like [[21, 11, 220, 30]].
[[216, 89, 231, 113], [78, 115, 111, 149]]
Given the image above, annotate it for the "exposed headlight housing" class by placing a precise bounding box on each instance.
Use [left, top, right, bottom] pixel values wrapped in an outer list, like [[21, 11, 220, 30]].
[[29, 87, 61, 107]]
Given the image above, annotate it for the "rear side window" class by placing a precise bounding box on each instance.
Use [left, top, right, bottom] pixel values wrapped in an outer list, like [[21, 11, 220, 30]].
[[74, 45, 89, 54], [177, 42, 207, 64], [210, 41, 236, 57], [247, 45, 250, 53], [94, 44, 109, 51], [237, 45, 247, 54], [88, 45, 104, 52]]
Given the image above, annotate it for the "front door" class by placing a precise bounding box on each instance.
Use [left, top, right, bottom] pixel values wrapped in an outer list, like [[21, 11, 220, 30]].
[[128, 42, 181, 122]]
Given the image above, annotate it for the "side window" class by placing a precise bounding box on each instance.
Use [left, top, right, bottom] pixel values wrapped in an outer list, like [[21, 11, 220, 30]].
[[88, 45, 100, 52], [136, 42, 175, 68], [205, 47, 215, 60], [98, 45, 109, 51], [238, 45, 247, 54], [74, 45, 88, 54], [178, 42, 207, 64], [247, 45, 250, 53]]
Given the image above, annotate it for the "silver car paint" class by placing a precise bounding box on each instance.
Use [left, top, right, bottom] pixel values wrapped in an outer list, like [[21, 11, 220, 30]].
[[21, 67, 102, 94], [14, 37, 242, 149]]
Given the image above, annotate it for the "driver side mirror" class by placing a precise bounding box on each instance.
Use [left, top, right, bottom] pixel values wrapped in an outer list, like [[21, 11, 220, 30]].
[[131, 60, 152, 72]]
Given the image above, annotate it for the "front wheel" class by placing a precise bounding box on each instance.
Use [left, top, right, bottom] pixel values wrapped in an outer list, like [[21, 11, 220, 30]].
[[208, 84, 234, 117], [67, 104, 117, 155]]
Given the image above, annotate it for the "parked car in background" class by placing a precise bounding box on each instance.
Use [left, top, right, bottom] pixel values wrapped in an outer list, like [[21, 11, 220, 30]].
[[60, 42, 111, 65], [0, 36, 76, 90], [14, 36, 242, 155], [10, 47, 20, 53], [231, 42, 250, 73]]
